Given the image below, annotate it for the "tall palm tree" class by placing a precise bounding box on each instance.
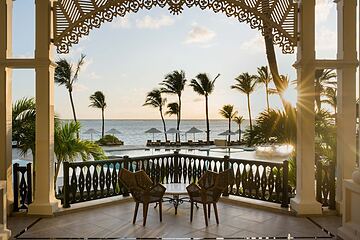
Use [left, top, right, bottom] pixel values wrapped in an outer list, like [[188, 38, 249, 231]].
[[233, 115, 244, 142], [143, 89, 168, 141], [219, 105, 237, 142], [160, 70, 187, 142], [165, 102, 179, 117], [55, 54, 86, 122], [89, 91, 107, 138], [54, 121, 106, 185], [231, 72, 257, 131], [256, 66, 272, 111], [190, 73, 220, 144], [315, 69, 337, 111]]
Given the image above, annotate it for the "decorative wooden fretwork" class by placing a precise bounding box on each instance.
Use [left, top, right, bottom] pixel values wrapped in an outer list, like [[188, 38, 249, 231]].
[[53, 0, 298, 54]]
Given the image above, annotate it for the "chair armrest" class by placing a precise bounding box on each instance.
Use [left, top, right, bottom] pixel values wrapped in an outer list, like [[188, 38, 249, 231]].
[[186, 183, 201, 199]]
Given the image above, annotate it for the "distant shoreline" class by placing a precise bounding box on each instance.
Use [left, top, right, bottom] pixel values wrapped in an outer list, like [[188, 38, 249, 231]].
[[60, 118, 248, 121]]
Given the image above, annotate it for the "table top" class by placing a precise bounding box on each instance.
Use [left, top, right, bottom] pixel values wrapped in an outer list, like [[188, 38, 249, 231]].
[[163, 183, 188, 195]]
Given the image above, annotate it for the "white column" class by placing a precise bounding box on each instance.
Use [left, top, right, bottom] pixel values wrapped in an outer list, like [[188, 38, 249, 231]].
[[0, 0, 13, 213], [290, 0, 322, 215], [335, 0, 358, 209], [28, 0, 59, 215], [0, 181, 11, 240]]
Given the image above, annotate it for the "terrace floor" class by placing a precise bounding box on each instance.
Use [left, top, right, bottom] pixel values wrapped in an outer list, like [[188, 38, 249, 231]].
[[8, 199, 341, 239]]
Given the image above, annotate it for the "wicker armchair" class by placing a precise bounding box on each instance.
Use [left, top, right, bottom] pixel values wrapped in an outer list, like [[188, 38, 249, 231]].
[[186, 169, 234, 226], [119, 169, 166, 226]]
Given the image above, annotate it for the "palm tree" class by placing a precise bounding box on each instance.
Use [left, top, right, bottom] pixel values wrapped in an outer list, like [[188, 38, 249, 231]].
[[233, 115, 244, 142], [143, 89, 168, 141], [166, 102, 179, 117], [89, 91, 107, 138], [268, 75, 290, 96], [321, 87, 337, 116], [219, 105, 237, 142], [160, 70, 187, 142], [55, 54, 86, 122], [256, 66, 272, 111], [190, 73, 220, 144], [54, 121, 106, 184], [231, 73, 257, 131], [315, 69, 337, 111]]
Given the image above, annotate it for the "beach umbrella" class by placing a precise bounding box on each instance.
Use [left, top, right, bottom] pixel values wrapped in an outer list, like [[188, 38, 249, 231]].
[[83, 128, 100, 141], [106, 128, 122, 136], [145, 128, 162, 141], [219, 130, 236, 142], [186, 127, 203, 141], [166, 128, 180, 141]]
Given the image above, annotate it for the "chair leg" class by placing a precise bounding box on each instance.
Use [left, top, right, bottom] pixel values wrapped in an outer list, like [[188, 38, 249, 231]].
[[190, 201, 194, 222], [213, 203, 219, 224], [159, 201, 162, 222], [208, 204, 211, 219], [202, 203, 208, 226], [143, 203, 149, 226], [133, 202, 139, 224]]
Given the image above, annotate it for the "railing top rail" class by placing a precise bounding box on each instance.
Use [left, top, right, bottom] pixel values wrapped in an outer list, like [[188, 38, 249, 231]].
[[66, 152, 286, 168]]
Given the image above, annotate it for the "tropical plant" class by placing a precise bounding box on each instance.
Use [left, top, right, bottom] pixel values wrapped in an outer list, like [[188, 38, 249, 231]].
[[96, 134, 123, 146], [315, 69, 337, 111], [268, 75, 290, 96], [190, 73, 220, 144], [256, 66, 272, 111], [55, 54, 86, 122], [219, 105, 237, 142], [233, 115, 244, 142], [160, 70, 187, 142], [244, 107, 296, 145], [166, 102, 179, 117], [12, 98, 36, 156], [89, 91, 107, 138], [143, 89, 168, 141], [54, 121, 107, 184], [231, 72, 257, 131], [321, 87, 337, 115]]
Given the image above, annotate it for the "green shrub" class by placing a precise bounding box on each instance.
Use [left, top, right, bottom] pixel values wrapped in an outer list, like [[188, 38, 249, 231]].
[[96, 135, 123, 146]]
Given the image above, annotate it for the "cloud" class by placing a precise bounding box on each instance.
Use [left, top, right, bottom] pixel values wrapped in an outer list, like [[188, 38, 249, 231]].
[[72, 83, 89, 92], [112, 16, 131, 29], [315, 0, 334, 23], [315, 27, 336, 51], [87, 72, 101, 80], [185, 24, 216, 44], [136, 15, 175, 29], [240, 33, 265, 53]]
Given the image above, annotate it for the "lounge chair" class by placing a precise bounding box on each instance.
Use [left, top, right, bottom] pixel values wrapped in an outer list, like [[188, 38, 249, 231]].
[[146, 140, 152, 146], [119, 169, 166, 226]]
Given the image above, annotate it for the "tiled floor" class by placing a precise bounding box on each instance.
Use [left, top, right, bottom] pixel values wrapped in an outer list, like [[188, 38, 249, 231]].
[[8, 201, 340, 239]]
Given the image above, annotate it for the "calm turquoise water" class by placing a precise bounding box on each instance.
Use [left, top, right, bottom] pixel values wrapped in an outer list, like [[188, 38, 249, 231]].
[[71, 119, 250, 146]]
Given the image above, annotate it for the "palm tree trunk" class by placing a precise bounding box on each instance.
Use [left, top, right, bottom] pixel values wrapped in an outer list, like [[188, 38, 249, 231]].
[[238, 124, 241, 142], [228, 118, 231, 143], [101, 108, 105, 138], [160, 109, 168, 141], [177, 96, 181, 142], [54, 161, 61, 187], [69, 90, 77, 122], [265, 82, 270, 111], [247, 94, 252, 131], [205, 95, 210, 144]]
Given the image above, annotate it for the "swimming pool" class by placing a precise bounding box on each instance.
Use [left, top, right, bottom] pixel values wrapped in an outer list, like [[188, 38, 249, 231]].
[[105, 147, 288, 163]]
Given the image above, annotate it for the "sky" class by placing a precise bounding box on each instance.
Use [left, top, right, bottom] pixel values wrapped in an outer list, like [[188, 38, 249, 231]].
[[10, 0, 356, 120]]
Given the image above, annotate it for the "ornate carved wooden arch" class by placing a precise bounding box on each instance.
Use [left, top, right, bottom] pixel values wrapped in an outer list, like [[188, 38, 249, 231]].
[[53, 0, 298, 54]]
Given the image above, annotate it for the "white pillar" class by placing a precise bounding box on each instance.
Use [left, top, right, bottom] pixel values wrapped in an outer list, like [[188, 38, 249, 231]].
[[0, 181, 10, 240], [335, 0, 358, 209], [28, 0, 59, 215], [0, 0, 13, 213], [290, 0, 322, 215]]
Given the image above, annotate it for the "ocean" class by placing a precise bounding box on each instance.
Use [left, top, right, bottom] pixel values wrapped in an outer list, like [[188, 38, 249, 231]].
[[70, 119, 250, 145]]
